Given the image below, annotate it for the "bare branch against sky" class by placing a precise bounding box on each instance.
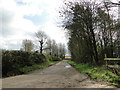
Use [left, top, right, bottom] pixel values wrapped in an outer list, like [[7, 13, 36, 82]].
[[1, 0, 119, 50]]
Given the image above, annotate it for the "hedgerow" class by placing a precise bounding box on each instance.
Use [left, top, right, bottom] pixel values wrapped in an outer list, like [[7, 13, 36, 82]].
[[2, 50, 47, 77]]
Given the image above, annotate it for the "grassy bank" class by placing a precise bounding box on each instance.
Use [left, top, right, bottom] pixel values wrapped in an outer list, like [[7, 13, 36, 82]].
[[68, 60, 120, 86], [19, 61, 60, 74]]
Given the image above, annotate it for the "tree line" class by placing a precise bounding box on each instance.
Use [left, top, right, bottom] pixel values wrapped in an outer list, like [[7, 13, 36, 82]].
[[2, 30, 66, 77], [59, 1, 120, 65], [21, 30, 66, 60]]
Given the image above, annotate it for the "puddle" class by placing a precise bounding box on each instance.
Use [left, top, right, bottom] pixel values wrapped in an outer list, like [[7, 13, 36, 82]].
[[65, 65, 71, 68]]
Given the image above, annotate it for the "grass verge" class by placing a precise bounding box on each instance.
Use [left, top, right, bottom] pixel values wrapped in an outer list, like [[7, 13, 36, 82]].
[[19, 61, 60, 74], [68, 60, 120, 87]]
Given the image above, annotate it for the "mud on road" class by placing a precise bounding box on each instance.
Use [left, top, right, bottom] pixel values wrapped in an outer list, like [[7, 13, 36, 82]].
[[2, 61, 117, 88]]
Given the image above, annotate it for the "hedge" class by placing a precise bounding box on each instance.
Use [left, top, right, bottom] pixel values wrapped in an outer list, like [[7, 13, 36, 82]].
[[2, 50, 47, 77]]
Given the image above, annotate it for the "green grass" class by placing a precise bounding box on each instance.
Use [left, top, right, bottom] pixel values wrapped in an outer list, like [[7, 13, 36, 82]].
[[63, 60, 69, 61], [68, 60, 120, 86], [19, 61, 60, 74], [49, 61, 60, 65]]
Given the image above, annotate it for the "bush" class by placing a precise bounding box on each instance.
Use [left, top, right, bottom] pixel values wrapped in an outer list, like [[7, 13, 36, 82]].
[[52, 56, 61, 61], [30, 52, 47, 64], [45, 54, 53, 61], [2, 51, 14, 76], [45, 54, 62, 62], [2, 50, 47, 77]]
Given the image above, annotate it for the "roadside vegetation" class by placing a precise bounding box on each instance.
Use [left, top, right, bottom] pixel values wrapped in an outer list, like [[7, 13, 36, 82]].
[[60, 1, 120, 65], [2, 50, 63, 78], [68, 60, 120, 86], [19, 61, 60, 74], [2, 27, 66, 77], [59, 0, 120, 87]]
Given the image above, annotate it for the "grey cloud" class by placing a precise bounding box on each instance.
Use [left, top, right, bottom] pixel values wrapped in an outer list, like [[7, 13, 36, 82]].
[[1, 9, 14, 24], [3, 39, 22, 50], [24, 32, 35, 37], [0, 8, 15, 37], [8, 43, 21, 50]]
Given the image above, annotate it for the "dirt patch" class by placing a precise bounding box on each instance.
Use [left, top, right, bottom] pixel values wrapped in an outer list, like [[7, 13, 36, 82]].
[[2, 61, 117, 88]]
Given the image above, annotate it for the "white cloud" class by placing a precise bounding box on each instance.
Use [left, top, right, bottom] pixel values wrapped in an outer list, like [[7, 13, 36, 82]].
[[16, 3, 43, 17], [0, 38, 8, 49], [1, 0, 119, 50], [39, 22, 67, 44], [1, 0, 67, 50], [10, 16, 38, 33]]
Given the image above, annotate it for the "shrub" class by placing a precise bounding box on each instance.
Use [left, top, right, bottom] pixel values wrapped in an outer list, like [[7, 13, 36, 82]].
[[52, 56, 61, 61], [30, 52, 47, 64], [45, 54, 53, 61], [2, 51, 14, 76], [2, 50, 47, 77]]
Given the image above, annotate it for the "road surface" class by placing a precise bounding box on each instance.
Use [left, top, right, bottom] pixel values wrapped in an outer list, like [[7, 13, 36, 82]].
[[2, 61, 117, 88]]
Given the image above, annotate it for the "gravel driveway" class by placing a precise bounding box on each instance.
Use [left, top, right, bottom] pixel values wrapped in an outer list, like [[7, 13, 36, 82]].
[[2, 61, 117, 88]]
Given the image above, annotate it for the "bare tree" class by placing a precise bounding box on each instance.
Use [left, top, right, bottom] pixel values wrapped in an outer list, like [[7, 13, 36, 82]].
[[22, 39, 34, 52], [35, 31, 47, 54], [45, 39, 52, 55], [58, 43, 66, 59]]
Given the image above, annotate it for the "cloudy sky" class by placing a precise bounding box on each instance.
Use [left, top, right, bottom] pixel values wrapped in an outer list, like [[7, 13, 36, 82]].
[[0, 0, 67, 50], [0, 0, 119, 50]]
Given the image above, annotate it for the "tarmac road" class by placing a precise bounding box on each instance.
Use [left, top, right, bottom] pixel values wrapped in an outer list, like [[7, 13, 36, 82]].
[[2, 61, 117, 88]]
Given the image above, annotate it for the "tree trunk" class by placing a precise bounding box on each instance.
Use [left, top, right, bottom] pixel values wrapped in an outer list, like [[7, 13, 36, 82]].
[[91, 28, 99, 65], [39, 40, 43, 54]]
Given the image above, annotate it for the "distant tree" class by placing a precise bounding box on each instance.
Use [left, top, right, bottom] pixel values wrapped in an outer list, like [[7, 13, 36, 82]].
[[35, 31, 47, 54], [45, 39, 66, 60], [43, 39, 52, 55], [58, 43, 66, 59], [22, 39, 34, 52], [51, 40, 59, 57]]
